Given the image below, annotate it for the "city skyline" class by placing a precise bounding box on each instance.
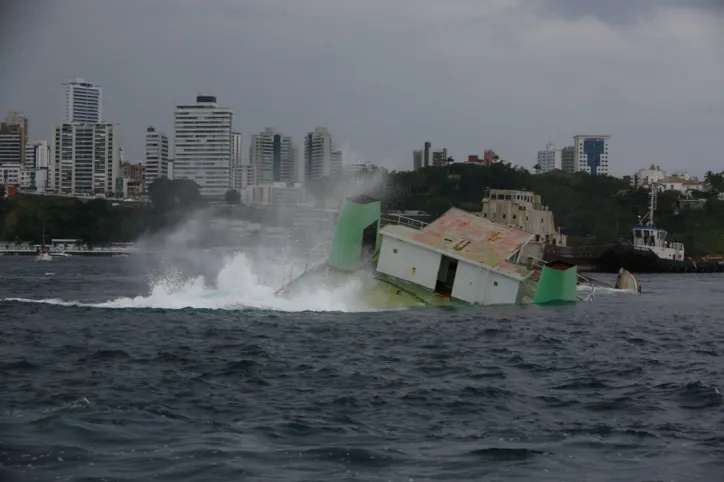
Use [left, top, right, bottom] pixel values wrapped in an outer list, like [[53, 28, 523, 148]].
[[1, 0, 723, 176]]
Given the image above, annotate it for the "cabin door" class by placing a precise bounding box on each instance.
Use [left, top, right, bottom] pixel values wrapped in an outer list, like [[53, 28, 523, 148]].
[[360, 221, 378, 261], [435, 255, 458, 296]]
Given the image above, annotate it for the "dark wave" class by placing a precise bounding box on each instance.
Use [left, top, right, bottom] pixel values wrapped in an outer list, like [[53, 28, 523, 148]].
[[1, 259, 723, 481]]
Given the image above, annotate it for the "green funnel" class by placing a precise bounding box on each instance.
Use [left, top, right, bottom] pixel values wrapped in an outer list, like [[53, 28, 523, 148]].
[[533, 261, 578, 304], [328, 195, 381, 271]]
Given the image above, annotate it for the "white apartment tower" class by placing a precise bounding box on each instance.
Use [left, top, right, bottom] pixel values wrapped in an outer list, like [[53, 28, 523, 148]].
[[249, 127, 294, 184], [536, 142, 561, 173], [51, 123, 120, 195], [231, 131, 242, 168], [144, 126, 169, 186], [230, 131, 254, 190], [173, 95, 233, 197], [303, 127, 342, 182], [63, 78, 102, 124], [573, 135, 611, 176]]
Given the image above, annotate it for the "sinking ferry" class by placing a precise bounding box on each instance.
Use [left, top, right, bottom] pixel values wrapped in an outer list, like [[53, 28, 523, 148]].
[[276, 194, 599, 309]]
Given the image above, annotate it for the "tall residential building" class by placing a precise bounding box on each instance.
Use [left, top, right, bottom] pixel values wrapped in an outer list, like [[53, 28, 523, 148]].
[[413, 150, 422, 170], [5, 111, 28, 165], [144, 126, 169, 187], [230, 131, 248, 190], [27, 140, 50, 192], [231, 131, 242, 168], [173, 95, 233, 197], [63, 78, 102, 124], [303, 127, 342, 182], [250, 127, 294, 184], [574, 135, 610, 176], [561, 146, 575, 173], [51, 123, 120, 195], [432, 148, 448, 167], [537, 142, 561, 173], [0, 122, 23, 166]]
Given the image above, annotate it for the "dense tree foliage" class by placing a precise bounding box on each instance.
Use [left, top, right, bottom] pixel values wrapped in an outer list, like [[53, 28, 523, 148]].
[[360, 163, 724, 256], [2, 167, 723, 256], [224, 189, 241, 205], [0, 179, 203, 245]]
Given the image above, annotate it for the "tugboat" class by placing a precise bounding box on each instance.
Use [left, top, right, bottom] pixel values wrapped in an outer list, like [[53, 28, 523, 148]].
[[599, 188, 689, 273]]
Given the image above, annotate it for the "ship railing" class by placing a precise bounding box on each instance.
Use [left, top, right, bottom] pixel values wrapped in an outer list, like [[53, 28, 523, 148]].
[[575, 274, 596, 302], [380, 214, 429, 230]]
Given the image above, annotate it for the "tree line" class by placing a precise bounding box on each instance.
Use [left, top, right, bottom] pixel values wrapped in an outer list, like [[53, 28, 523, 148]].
[[2, 164, 723, 255]]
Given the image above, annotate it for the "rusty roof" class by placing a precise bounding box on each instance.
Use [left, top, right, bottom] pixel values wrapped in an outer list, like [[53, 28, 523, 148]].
[[381, 207, 534, 278]]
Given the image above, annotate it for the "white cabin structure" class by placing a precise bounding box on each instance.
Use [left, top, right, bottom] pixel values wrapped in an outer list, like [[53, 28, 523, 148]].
[[376, 208, 536, 305]]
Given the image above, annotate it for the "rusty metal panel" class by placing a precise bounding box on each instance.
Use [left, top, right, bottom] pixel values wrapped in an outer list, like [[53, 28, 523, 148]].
[[381, 208, 534, 276]]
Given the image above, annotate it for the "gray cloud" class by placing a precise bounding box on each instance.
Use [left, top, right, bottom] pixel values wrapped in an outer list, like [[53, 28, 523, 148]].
[[538, 0, 724, 25], [0, 0, 722, 176]]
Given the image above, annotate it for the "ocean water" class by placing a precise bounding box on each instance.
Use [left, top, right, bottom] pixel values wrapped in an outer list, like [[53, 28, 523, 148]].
[[1, 254, 723, 481]]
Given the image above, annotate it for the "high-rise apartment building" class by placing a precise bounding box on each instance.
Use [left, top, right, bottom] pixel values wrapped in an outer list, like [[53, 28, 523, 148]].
[[413, 150, 422, 170], [230, 131, 249, 190], [432, 148, 448, 167], [0, 122, 23, 167], [251, 127, 295, 184], [63, 78, 102, 124], [173, 95, 233, 197], [303, 127, 342, 182], [561, 146, 575, 173], [537, 142, 561, 173], [5, 112, 28, 166], [231, 131, 242, 168], [51, 123, 120, 195], [144, 126, 169, 187], [574, 135, 610, 176]]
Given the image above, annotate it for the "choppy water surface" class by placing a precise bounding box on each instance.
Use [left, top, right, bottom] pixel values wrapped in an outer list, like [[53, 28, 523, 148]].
[[1, 255, 723, 481]]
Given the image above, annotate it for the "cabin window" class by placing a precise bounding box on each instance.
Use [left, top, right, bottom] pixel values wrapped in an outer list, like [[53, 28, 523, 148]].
[[393, 248, 398, 254], [512, 214, 516, 220]]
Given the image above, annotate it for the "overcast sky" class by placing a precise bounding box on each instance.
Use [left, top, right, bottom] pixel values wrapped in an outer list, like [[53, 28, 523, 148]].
[[1, 0, 722, 176]]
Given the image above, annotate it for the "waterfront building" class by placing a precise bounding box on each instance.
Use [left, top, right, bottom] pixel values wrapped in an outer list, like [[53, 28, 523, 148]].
[[173, 95, 233, 197], [481, 188, 567, 246], [51, 123, 121, 195]]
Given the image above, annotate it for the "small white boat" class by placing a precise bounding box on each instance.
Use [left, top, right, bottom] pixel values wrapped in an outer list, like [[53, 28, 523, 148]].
[[52, 252, 72, 257], [36, 251, 52, 261]]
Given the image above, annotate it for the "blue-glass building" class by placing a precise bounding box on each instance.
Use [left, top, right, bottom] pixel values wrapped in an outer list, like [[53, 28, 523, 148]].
[[574, 135, 610, 176]]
